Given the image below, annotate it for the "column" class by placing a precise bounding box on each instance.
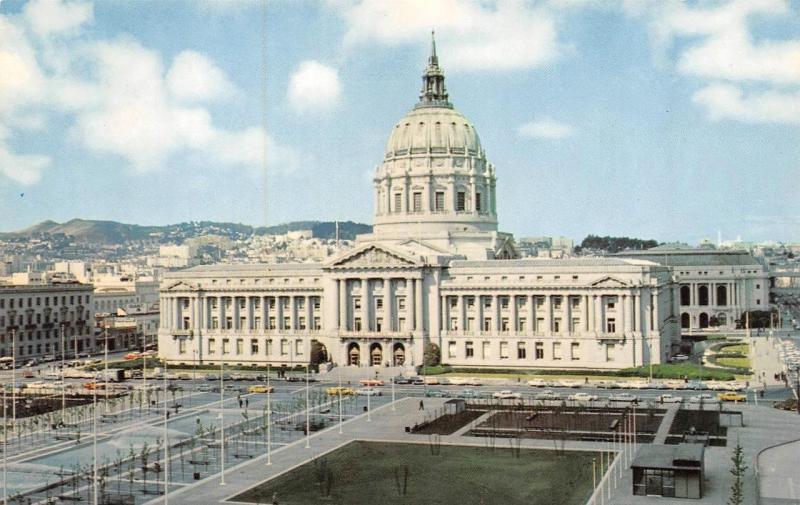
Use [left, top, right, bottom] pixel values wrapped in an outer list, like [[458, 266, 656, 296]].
[[527, 294, 535, 336], [276, 296, 284, 330], [338, 279, 347, 331], [218, 296, 224, 330], [543, 295, 552, 336], [593, 295, 601, 333], [623, 294, 633, 334], [652, 290, 660, 332], [385, 278, 393, 332], [563, 295, 571, 335], [233, 296, 240, 330], [510, 295, 519, 333], [492, 294, 500, 332], [408, 279, 415, 331], [415, 277, 424, 333], [459, 295, 466, 333], [633, 292, 641, 333], [362, 278, 371, 332], [305, 295, 312, 331], [441, 295, 448, 331], [583, 294, 590, 333]]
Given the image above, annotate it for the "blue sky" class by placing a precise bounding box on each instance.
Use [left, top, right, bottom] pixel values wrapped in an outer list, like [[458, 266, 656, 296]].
[[0, 0, 798, 244]]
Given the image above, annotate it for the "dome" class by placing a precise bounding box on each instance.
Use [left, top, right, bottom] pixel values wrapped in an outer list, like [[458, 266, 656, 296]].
[[385, 107, 482, 159]]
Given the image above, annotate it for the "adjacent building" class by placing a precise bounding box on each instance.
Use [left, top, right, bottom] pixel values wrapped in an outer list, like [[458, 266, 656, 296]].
[[158, 39, 681, 370]]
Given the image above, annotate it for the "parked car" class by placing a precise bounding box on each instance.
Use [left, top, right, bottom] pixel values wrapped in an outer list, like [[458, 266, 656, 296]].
[[717, 392, 746, 402], [688, 394, 719, 404], [568, 392, 598, 402], [656, 394, 683, 403], [492, 390, 521, 400], [534, 390, 560, 401], [247, 385, 274, 394], [393, 376, 411, 384], [425, 389, 450, 398], [526, 379, 550, 387], [356, 387, 383, 396], [670, 354, 690, 362], [326, 386, 355, 396], [609, 393, 638, 402], [456, 389, 478, 399], [359, 379, 385, 387], [410, 377, 425, 385], [204, 374, 219, 381]]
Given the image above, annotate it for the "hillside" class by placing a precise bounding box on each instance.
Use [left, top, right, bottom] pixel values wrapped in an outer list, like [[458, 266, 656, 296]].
[[0, 219, 372, 244]]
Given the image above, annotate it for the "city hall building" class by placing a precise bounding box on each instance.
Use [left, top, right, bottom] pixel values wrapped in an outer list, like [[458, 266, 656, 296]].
[[158, 41, 681, 371]]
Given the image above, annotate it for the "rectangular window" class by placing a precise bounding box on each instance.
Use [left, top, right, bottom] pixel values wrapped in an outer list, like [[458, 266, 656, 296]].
[[313, 317, 321, 330], [236, 339, 243, 355], [449, 297, 457, 308], [466, 317, 474, 331], [313, 298, 321, 310], [483, 318, 492, 331], [397, 297, 406, 311], [552, 342, 562, 360], [222, 338, 230, 354], [266, 339, 273, 355], [501, 318, 509, 331], [268, 317, 276, 330], [465, 341, 474, 358], [375, 297, 383, 310], [466, 296, 475, 309], [499, 341, 508, 359], [553, 297, 562, 310], [571, 317, 580, 333], [238, 298, 246, 309], [297, 298, 305, 310], [448, 341, 456, 359], [268, 298, 276, 309], [295, 339, 303, 355], [501, 296, 509, 309], [394, 193, 402, 213], [607, 318, 616, 333], [518, 318, 526, 332], [239, 316, 246, 329], [413, 192, 422, 212], [517, 342, 526, 359], [482, 341, 490, 359], [605, 343, 615, 362], [297, 317, 306, 330], [283, 316, 290, 329], [280, 339, 288, 356], [250, 339, 258, 354], [449, 317, 458, 331], [225, 317, 233, 329], [178, 339, 186, 354], [536, 317, 544, 332], [434, 191, 445, 211], [571, 342, 580, 360], [553, 318, 561, 334], [254, 317, 261, 328], [353, 297, 361, 311], [376, 317, 383, 332], [456, 191, 466, 211], [183, 317, 190, 329], [475, 192, 482, 212], [208, 338, 215, 354], [398, 317, 406, 330], [354, 317, 362, 332]]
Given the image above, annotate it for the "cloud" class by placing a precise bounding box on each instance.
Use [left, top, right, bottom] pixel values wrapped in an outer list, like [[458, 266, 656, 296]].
[[22, 0, 93, 38], [167, 50, 236, 102], [517, 118, 574, 139], [0, 0, 294, 185], [330, 0, 562, 72], [629, 0, 800, 124], [287, 60, 341, 113], [692, 84, 800, 124]]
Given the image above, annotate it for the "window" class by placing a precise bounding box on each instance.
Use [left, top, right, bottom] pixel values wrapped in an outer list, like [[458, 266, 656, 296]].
[[501, 318, 509, 332], [517, 342, 526, 359], [449, 297, 457, 308], [280, 339, 288, 356], [268, 298, 276, 309], [412, 192, 422, 212], [376, 318, 383, 332], [249, 339, 258, 354], [183, 317, 190, 330], [553, 297, 562, 310], [295, 339, 303, 355], [571, 317, 580, 333], [297, 298, 305, 309], [449, 318, 458, 331], [456, 191, 466, 211], [225, 317, 232, 329], [483, 297, 492, 308], [353, 297, 361, 311], [394, 193, 402, 213], [238, 298, 246, 309], [483, 318, 492, 331], [354, 317, 362, 332], [499, 341, 508, 359], [298, 317, 306, 330], [518, 318, 526, 332], [606, 318, 616, 333], [466, 296, 475, 308], [553, 318, 561, 334], [239, 316, 246, 329], [434, 191, 445, 211], [397, 297, 406, 311], [268, 317, 276, 329], [283, 316, 290, 329], [313, 298, 321, 310], [236, 339, 243, 355], [375, 297, 383, 310], [178, 339, 186, 354], [482, 341, 490, 359], [500, 296, 509, 309], [265, 339, 273, 355], [448, 341, 456, 359], [182, 299, 190, 309], [222, 339, 230, 354], [605, 343, 615, 362], [475, 192, 482, 212], [207, 338, 216, 354], [536, 317, 544, 332], [313, 317, 321, 330], [398, 317, 406, 330], [253, 298, 261, 310], [465, 341, 474, 358], [552, 342, 562, 360], [254, 317, 261, 328], [571, 297, 580, 308], [571, 342, 580, 360], [466, 317, 474, 331]]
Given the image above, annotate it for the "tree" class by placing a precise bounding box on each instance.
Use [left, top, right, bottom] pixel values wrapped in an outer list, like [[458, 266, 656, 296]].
[[423, 342, 440, 367], [309, 340, 328, 366], [735, 310, 777, 329], [728, 441, 747, 505]]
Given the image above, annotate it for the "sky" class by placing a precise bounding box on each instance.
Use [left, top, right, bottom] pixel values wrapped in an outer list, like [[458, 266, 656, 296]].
[[0, 0, 799, 244]]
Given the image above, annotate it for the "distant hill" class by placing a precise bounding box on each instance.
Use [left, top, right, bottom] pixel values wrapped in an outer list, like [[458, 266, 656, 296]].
[[0, 219, 372, 244]]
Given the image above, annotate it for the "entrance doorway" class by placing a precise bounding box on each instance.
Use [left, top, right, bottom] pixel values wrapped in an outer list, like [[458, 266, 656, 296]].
[[348, 343, 360, 366], [393, 343, 405, 366], [370, 343, 382, 366]]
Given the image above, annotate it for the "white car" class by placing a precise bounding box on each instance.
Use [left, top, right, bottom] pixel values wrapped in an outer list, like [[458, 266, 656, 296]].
[[492, 390, 522, 399], [688, 394, 719, 404], [534, 390, 561, 401], [657, 394, 683, 403], [527, 379, 550, 387], [356, 387, 383, 396], [568, 392, 598, 402], [671, 354, 690, 362], [609, 393, 638, 402]]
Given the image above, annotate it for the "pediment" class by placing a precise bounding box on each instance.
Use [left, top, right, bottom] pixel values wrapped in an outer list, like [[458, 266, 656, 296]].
[[590, 276, 630, 288], [164, 281, 198, 291], [330, 244, 419, 268]]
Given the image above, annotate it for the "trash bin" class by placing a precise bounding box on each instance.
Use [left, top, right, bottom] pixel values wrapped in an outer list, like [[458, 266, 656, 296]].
[[363, 406, 368, 412]]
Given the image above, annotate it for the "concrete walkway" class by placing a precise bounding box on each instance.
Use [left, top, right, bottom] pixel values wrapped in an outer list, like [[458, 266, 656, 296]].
[[757, 438, 800, 505], [652, 404, 679, 444]]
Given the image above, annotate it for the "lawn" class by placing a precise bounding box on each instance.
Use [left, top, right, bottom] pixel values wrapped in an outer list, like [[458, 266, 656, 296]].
[[719, 344, 748, 355], [233, 441, 596, 505], [717, 357, 750, 369]]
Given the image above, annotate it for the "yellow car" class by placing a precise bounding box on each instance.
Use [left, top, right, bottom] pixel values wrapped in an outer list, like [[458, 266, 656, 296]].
[[247, 385, 274, 394], [717, 392, 746, 402], [326, 386, 355, 396]]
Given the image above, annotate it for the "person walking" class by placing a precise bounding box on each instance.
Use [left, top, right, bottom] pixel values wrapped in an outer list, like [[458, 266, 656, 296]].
[[419, 399, 424, 410]]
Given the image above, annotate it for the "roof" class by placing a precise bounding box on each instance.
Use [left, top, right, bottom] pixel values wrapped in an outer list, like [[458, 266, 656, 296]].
[[450, 257, 662, 269], [614, 248, 759, 266], [632, 443, 704, 470]]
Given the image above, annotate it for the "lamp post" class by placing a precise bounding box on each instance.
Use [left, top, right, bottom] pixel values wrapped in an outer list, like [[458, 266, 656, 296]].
[[163, 360, 169, 504], [219, 359, 225, 485], [391, 337, 395, 411], [305, 362, 310, 449], [10, 329, 15, 432], [338, 365, 343, 434], [60, 324, 66, 418], [266, 363, 271, 466], [92, 386, 98, 505], [104, 326, 109, 414]]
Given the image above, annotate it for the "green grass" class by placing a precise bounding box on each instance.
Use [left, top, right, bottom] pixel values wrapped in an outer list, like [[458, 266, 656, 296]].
[[441, 364, 736, 381], [233, 441, 595, 505], [719, 344, 748, 355], [717, 357, 750, 369], [419, 365, 452, 375]]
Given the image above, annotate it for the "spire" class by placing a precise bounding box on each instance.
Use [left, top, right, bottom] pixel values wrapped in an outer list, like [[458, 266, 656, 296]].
[[417, 29, 451, 109]]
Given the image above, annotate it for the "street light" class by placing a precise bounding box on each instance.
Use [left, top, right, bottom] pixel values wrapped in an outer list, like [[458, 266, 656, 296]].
[[219, 358, 225, 485]]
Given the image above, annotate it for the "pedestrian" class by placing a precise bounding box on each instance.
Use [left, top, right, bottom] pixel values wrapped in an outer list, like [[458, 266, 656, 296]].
[[238, 398, 243, 408], [245, 398, 249, 408], [419, 399, 424, 410]]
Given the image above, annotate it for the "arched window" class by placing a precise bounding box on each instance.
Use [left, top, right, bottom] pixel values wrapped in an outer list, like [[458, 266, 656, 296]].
[[698, 285, 709, 306], [680, 285, 690, 306], [699, 312, 709, 329], [716, 285, 727, 306], [681, 313, 690, 329]]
